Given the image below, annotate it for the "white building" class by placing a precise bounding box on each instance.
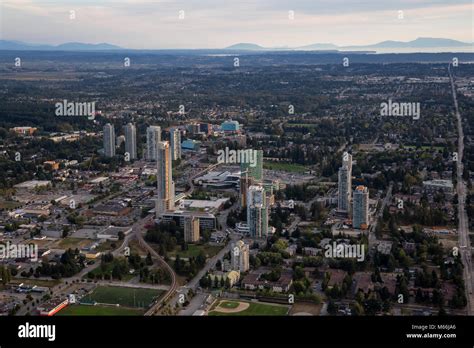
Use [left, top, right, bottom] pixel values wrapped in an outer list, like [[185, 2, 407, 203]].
[[338, 153, 352, 213], [103, 123, 116, 157], [124, 123, 137, 160], [353, 185, 369, 229], [231, 240, 250, 272], [247, 185, 268, 238]]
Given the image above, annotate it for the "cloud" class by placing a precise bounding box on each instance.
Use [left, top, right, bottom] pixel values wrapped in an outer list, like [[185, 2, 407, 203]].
[[0, 0, 471, 48]]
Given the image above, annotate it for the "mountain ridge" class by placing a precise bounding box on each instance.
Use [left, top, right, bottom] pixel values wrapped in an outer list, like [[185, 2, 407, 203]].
[[0, 38, 471, 51]]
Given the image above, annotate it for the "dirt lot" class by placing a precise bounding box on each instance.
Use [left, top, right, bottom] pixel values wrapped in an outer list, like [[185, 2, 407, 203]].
[[289, 302, 322, 316]]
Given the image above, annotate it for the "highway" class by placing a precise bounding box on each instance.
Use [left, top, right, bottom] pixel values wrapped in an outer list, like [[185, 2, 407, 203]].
[[449, 63, 474, 315]]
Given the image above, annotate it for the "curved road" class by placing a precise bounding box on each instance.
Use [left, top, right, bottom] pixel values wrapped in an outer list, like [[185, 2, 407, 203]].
[[130, 215, 178, 316]]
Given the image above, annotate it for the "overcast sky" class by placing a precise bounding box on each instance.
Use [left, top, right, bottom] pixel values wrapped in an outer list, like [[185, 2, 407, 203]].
[[0, 0, 472, 49]]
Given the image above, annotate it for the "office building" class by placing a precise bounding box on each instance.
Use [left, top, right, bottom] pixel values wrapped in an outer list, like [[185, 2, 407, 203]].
[[160, 211, 216, 231], [199, 123, 213, 136], [184, 215, 200, 243]]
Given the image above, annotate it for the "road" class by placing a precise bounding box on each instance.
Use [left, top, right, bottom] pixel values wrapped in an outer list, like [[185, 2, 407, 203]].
[[369, 182, 393, 247], [129, 215, 178, 316], [169, 233, 239, 314], [449, 63, 474, 315], [167, 202, 241, 313], [15, 230, 134, 315], [142, 161, 226, 315]]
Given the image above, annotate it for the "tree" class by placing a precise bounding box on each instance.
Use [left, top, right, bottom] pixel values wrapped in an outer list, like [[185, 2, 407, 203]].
[[0, 265, 11, 285], [62, 226, 70, 238], [146, 252, 153, 266], [327, 300, 337, 315]]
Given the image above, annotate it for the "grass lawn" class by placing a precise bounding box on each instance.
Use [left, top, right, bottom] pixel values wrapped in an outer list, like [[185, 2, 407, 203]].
[[209, 301, 289, 316], [220, 301, 240, 309], [264, 162, 307, 173], [95, 240, 119, 252], [169, 244, 222, 259], [86, 261, 135, 282], [81, 286, 163, 308], [57, 304, 144, 316], [56, 238, 90, 250]]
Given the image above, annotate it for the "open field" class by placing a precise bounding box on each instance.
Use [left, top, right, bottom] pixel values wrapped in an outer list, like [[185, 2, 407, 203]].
[[264, 162, 307, 173], [289, 302, 322, 316], [86, 262, 135, 282], [81, 285, 163, 308], [55, 237, 91, 250], [168, 244, 222, 259], [95, 240, 119, 252], [209, 300, 290, 316], [220, 301, 240, 309], [57, 304, 144, 316]]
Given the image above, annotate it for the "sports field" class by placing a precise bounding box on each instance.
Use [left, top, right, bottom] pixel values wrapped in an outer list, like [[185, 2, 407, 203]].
[[263, 162, 307, 173], [57, 304, 143, 316], [209, 300, 289, 316], [81, 286, 163, 308]]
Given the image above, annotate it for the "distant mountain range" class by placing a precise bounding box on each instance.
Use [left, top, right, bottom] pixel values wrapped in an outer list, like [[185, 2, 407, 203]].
[[0, 40, 122, 51], [0, 37, 471, 51], [225, 38, 472, 51]]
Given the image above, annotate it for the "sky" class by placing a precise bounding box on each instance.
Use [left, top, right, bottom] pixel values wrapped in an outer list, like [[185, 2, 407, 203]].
[[0, 0, 472, 49]]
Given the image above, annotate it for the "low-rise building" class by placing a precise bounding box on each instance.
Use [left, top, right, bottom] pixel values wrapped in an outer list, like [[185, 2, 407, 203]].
[[97, 226, 132, 241]]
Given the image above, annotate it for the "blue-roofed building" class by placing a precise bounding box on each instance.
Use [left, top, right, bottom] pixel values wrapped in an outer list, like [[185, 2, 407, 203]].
[[221, 120, 240, 132], [182, 139, 201, 151]]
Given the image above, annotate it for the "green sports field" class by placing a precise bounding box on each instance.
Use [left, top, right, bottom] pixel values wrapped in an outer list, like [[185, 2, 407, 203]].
[[81, 286, 163, 308], [209, 300, 289, 316], [219, 301, 240, 309], [57, 304, 144, 316], [263, 162, 307, 173]]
